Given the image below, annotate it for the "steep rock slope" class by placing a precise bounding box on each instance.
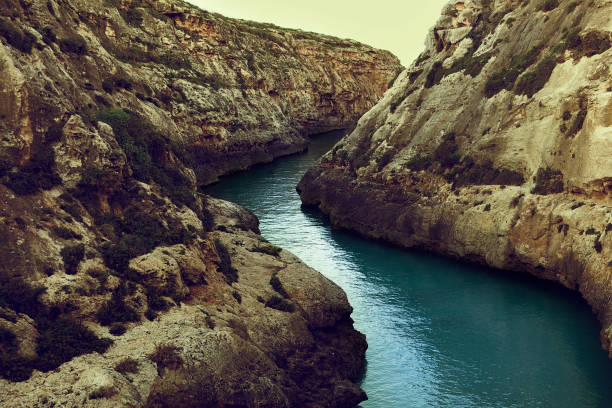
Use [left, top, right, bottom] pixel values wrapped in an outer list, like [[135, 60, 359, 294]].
[[0, 0, 401, 185], [299, 0, 612, 355], [0, 0, 401, 406]]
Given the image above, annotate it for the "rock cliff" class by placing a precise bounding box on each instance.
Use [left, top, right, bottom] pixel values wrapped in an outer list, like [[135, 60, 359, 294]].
[[298, 0, 612, 356], [0, 0, 402, 406], [0, 0, 401, 185]]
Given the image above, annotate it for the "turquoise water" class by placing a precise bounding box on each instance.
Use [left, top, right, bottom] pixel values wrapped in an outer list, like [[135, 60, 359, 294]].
[[204, 130, 612, 408]]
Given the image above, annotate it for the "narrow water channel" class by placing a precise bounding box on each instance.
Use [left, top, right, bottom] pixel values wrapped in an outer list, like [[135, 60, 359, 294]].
[[203, 130, 612, 408]]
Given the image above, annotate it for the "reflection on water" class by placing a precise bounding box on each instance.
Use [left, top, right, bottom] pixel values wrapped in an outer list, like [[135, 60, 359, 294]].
[[204, 130, 612, 408]]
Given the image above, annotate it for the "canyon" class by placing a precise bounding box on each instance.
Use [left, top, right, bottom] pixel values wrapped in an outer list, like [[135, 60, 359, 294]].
[[0, 0, 401, 406]]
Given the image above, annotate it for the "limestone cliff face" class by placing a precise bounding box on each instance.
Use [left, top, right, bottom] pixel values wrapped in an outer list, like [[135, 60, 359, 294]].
[[0, 196, 367, 407], [0, 0, 399, 405], [0, 0, 401, 184], [298, 0, 612, 356]]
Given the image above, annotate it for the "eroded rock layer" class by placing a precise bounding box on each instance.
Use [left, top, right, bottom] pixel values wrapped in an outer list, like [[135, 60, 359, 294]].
[[298, 0, 612, 356], [0, 0, 401, 184], [0, 0, 401, 405]]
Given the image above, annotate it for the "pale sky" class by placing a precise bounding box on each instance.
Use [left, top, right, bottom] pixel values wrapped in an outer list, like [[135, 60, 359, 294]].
[[189, 0, 448, 66]]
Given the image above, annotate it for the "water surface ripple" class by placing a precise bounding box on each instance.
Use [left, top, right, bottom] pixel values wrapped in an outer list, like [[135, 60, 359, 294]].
[[204, 130, 612, 408]]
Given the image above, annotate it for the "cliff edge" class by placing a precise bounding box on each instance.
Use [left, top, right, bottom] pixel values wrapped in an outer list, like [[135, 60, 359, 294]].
[[299, 0, 612, 356], [0, 0, 402, 405]]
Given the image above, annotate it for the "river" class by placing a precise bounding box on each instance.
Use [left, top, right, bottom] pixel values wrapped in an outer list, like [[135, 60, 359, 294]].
[[203, 130, 612, 408]]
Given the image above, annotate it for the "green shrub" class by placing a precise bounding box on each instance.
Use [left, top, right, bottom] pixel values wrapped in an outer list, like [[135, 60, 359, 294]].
[[582, 31, 611, 56], [0, 272, 112, 382], [447, 52, 492, 78], [34, 317, 112, 372], [0, 18, 35, 53], [100, 209, 194, 274], [59, 34, 87, 55], [213, 239, 238, 284], [96, 283, 140, 326], [251, 243, 282, 256], [265, 296, 295, 313], [121, 8, 143, 26], [102, 79, 114, 93], [4, 173, 38, 195], [433, 133, 460, 169], [40, 26, 56, 44], [155, 51, 192, 70], [3, 146, 61, 195], [594, 235, 603, 253], [424, 53, 492, 90], [109, 323, 126, 336], [0, 327, 15, 346], [232, 290, 242, 304], [145, 286, 172, 312], [0, 273, 46, 318], [89, 386, 117, 400], [144, 308, 157, 321], [485, 46, 543, 97], [532, 167, 564, 195], [96, 109, 196, 209], [406, 155, 433, 172], [79, 167, 108, 188], [61, 244, 85, 275], [516, 54, 557, 97], [269, 274, 289, 298], [149, 345, 183, 374], [53, 226, 82, 240], [540, 0, 558, 11], [115, 358, 139, 374], [114, 76, 133, 90], [87, 268, 109, 285]]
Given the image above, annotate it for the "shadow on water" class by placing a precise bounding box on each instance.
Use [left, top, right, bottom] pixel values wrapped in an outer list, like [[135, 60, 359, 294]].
[[204, 130, 612, 408]]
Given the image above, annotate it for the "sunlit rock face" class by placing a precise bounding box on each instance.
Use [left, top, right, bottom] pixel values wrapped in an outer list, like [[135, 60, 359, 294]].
[[0, 0, 400, 405], [298, 0, 612, 356], [0, 0, 401, 184]]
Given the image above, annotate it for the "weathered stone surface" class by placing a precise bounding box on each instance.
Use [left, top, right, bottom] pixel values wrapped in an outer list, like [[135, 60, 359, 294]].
[[299, 0, 612, 357], [0, 0, 386, 405], [0, 204, 366, 407], [0, 0, 401, 185]]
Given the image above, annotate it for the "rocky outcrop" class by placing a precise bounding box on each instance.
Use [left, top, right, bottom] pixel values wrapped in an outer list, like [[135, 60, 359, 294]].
[[298, 0, 612, 356], [0, 196, 366, 407], [0, 0, 401, 184], [0, 0, 394, 405]]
